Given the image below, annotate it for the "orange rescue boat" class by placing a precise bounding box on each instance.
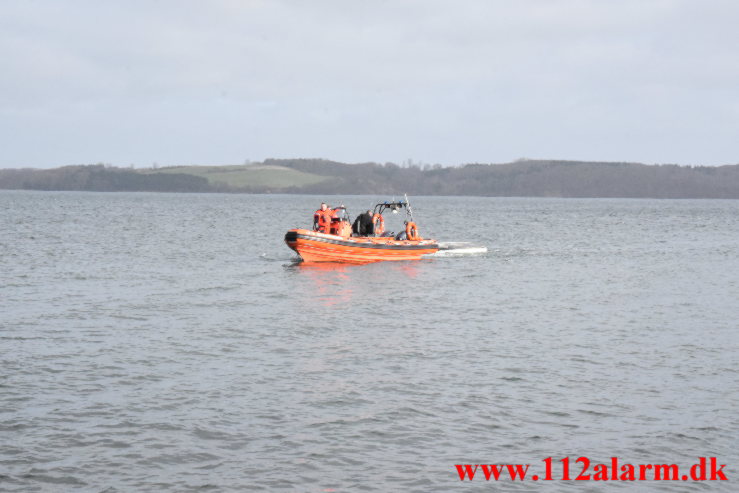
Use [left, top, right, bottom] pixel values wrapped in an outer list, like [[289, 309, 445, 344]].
[[285, 199, 438, 264]]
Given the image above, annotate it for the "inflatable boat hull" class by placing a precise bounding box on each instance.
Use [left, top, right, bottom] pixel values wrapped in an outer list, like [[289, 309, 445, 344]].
[[285, 229, 438, 263]]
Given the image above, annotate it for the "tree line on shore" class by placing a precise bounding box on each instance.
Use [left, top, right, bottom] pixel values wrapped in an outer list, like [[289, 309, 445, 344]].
[[1, 159, 738, 198], [0, 165, 213, 193]]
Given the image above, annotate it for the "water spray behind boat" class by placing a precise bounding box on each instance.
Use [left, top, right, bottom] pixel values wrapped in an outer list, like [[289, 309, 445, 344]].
[[431, 242, 489, 256]]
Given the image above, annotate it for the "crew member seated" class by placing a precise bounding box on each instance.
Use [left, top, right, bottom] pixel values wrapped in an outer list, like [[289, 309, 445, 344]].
[[352, 210, 375, 236], [313, 202, 333, 234]]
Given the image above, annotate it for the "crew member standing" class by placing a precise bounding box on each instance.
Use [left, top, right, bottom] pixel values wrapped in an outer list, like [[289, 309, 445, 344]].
[[313, 203, 332, 233]]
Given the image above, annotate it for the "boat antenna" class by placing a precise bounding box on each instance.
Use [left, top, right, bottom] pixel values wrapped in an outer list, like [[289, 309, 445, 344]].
[[404, 193, 414, 222]]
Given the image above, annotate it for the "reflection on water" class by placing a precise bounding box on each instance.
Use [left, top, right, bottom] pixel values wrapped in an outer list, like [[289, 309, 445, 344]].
[[293, 262, 353, 307], [291, 260, 352, 272], [286, 259, 424, 307]]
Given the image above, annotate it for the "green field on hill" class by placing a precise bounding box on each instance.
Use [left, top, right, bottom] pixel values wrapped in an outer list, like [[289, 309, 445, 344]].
[[145, 164, 329, 189]]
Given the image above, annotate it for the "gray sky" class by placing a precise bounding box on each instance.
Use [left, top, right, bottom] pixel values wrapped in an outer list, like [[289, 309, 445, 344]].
[[2, 0, 738, 168]]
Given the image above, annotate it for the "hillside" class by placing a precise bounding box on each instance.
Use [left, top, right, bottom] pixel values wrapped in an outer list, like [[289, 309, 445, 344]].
[[145, 164, 329, 189]]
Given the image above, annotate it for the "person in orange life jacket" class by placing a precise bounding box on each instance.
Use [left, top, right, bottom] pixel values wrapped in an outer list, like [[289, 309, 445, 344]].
[[313, 203, 333, 233]]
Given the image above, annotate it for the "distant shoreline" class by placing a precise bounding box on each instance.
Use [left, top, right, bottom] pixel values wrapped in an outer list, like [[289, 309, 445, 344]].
[[1, 159, 738, 199]]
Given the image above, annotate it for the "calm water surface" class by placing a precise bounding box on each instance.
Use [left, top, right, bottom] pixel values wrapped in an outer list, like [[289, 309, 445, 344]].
[[2, 191, 738, 492]]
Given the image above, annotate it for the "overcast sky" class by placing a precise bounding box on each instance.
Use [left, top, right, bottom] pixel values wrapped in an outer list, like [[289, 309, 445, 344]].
[[2, 0, 738, 168]]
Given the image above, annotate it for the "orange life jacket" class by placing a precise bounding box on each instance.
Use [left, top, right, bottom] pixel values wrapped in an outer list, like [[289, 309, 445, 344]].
[[313, 209, 332, 233]]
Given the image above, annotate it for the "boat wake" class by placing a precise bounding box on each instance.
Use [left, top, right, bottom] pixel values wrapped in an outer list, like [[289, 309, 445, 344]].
[[430, 242, 488, 257]]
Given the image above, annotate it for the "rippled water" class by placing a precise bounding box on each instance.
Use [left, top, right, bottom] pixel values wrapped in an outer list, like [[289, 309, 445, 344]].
[[2, 191, 738, 492]]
